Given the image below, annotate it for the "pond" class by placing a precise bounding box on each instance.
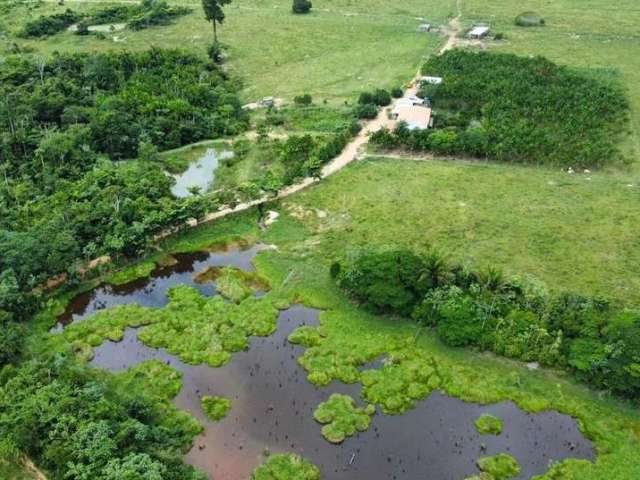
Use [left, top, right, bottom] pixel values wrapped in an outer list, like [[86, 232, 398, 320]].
[[53, 243, 269, 330], [57, 246, 595, 480], [170, 148, 233, 198]]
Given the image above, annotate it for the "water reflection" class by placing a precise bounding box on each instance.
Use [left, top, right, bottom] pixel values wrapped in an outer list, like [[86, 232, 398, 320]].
[[54, 243, 268, 330], [91, 306, 594, 480], [171, 148, 233, 198]]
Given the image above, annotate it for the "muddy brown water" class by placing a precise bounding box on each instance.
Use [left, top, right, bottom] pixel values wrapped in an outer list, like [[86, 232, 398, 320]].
[[58, 246, 594, 479]]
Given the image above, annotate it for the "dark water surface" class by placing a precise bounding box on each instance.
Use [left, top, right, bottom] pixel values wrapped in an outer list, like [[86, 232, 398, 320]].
[[61, 246, 594, 479], [54, 244, 268, 330]]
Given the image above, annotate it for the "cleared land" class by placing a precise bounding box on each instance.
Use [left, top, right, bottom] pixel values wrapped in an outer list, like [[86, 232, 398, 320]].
[[3, 0, 454, 102], [281, 157, 640, 303]]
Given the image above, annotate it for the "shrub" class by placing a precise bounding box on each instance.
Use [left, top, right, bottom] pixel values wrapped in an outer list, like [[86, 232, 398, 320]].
[[207, 41, 224, 63], [292, 0, 312, 14], [336, 248, 428, 315], [391, 87, 404, 98], [354, 103, 378, 119], [372, 89, 392, 106], [20, 9, 79, 37], [515, 12, 545, 27], [359, 89, 391, 106], [294, 94, 313, 106]]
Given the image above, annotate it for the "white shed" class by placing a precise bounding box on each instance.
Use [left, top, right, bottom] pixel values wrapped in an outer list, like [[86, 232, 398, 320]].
[[468, 25, 490, 39], [420, 76, 443, 85]]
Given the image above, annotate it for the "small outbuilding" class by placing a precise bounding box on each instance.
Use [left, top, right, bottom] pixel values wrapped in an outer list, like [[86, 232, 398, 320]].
[[420, 76, 443, 85], [468, 25, 490, 39]]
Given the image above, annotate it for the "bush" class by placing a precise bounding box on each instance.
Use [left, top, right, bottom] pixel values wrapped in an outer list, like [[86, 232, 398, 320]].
[[372, 89, 392, 106], [20, 9, 79, 37], [292, 0, 312, 14], [336, 248, 428, 315], [358, 89, 391, 106], [515, 12, 545, 27], [207, 41, 224, 63], [391, 87, 404, 98], [354, 103, 378, 119], [294, 94, 313, 106]]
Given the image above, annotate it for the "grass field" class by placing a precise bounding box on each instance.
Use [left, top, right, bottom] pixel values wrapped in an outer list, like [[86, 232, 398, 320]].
[[3, 0, 455, 102], [280, 157, 640, 304]]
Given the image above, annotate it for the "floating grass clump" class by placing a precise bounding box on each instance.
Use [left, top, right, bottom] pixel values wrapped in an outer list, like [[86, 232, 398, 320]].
[[313, 394, 375, 443], [194, 266, 269, 303], [287, 325, 324, 347], [475, 414, 503, 435], [477, 453, 521, 480], [201, 395, 231, 421], [116, 359, 183, 400], [58, 285, 285, 367], [361, 350, 441, 414], [251, 453, 320, 480]]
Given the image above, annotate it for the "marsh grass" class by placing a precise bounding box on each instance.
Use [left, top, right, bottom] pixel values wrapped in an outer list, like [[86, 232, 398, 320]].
[[201, 395, 231, 421], [251, 453, 320, 480], [475, 413, 503, 435], [53, 284, 287, 366], [476, 453, 521, 480], [313, 393, 374, 443]]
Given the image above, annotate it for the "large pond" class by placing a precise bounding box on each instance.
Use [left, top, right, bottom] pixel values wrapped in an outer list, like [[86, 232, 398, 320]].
[[56, 245, 594, 480], [170, 148, 233, 198]]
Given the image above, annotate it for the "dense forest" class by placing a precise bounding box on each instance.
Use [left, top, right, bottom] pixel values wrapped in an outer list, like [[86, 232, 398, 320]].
[[372, 50, 629, 168], [333, 247, 640, 398], [0, 48, 247, 324], [0, 356, 206, 480]]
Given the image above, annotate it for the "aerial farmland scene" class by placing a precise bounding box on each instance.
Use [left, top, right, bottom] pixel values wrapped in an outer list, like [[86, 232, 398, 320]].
[[1, 0, 639, 479]]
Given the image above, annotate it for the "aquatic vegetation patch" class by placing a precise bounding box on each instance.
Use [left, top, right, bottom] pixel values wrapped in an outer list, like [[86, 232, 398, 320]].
[[57, 285, 285, 368], [287, 325, 324, 347], [115, 360, 183, 400], [476, 453, 521, 480], [292, 324, 398, 386], [201, 396, 231, 422], [194, 266, 270, 303], [106, 261, 156, 286], [61, 303, 155, 355], [251, 453, 320, 480], [475, 414, 503, 435], [361, 349, 442, 415], [313, 394, 375, 444]]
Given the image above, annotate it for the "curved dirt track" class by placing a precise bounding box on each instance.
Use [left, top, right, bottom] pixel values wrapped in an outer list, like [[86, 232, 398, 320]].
[[199, 7, 463, 226]]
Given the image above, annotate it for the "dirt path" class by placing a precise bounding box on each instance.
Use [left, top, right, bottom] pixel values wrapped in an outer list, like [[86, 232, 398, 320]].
[[197, 4, 464, 226]]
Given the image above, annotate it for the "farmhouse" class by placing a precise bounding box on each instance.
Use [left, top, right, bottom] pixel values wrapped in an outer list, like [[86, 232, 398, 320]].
[[393, 102, 432, 130], [468, 25, 490, 39]]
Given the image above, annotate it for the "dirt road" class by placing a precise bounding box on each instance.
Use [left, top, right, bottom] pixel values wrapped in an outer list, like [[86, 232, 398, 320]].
[[198, 6, 463, 226]]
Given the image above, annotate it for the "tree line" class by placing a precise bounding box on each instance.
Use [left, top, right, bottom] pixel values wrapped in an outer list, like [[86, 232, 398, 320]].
[[333, 247, 640, 399]]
